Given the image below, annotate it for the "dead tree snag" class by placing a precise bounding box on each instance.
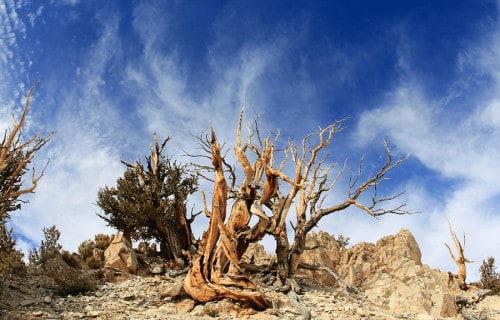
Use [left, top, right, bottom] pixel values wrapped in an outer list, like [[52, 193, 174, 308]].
[[445, 218, 474, 290], [184, 108, 412, 307]]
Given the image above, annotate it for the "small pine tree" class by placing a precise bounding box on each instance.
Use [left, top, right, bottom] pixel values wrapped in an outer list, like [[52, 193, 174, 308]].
[[78, 240, 95, 260], [334, 233, 351, 249], [479, 257, 500, 295], [29, 225, 62, 265], [0, 222, 26, 278]]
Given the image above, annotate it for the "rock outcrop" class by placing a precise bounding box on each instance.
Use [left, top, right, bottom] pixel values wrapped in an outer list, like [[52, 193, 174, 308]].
[[300, 228, 457, 318], [104, 232, 138, 274]]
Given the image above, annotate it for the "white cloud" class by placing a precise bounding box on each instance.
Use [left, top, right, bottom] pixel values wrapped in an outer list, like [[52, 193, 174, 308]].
[[353, 20, 500, 281], [10, 10, 128, 253]]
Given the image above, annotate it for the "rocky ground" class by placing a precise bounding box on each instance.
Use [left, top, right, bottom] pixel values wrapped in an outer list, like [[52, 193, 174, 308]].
[[1, 272, 499, 320], [1, 229, 499, 319]]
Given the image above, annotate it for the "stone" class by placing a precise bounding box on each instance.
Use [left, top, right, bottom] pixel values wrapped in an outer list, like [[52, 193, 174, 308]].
[[2, 229, 499, 320], [175, 299, 195, 315], [20, 298, 36, 306], [150, 263, 165, 274], [104, 232, 138, 274], [161, 279, 186, 298]]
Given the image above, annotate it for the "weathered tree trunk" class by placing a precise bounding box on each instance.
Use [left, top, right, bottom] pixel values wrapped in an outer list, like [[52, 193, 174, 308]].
[[123, 229, 132, 246], [157, 220, 187, 267], [183, 129, 270, 310], [274, 229, 291, 282]]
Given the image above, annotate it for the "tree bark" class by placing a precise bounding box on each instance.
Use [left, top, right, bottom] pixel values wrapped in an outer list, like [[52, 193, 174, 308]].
[[183, 129, 270, 309]]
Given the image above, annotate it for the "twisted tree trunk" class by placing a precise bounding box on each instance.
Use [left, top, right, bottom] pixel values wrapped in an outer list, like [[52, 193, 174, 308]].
[[183, 129, 270, 310]]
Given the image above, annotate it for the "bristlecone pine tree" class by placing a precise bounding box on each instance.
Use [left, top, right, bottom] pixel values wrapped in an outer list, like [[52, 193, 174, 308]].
[[97, 134, 198, 267], [183, 109, 413, 309], [0, 84, 51, 277], [479, 257, 500, 294], [0, 83, 52, 222]]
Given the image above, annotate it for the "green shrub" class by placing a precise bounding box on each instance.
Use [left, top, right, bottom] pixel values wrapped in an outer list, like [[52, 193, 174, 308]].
[[479, 257, 500, 295]]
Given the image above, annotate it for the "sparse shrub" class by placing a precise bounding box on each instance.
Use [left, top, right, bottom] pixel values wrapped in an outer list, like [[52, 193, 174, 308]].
[[61, 250, 81, 269], [334, 233, 351, 249], [78, 239, 95, 260], [86, 256, 103, 269], [53, 274, 97, 296], [41, 252, 99, 296], [0, 222, 26, 278], [94, 233, 111, 250]]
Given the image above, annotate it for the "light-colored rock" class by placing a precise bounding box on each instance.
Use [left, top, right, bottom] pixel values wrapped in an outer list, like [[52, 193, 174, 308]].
[[150, 263, 164, 274], [161, 279, 185, 298], [297, 231, 342, 286], [339, 229, 457, 318], [175, 299, 195, 315], [104, 232, 138, 274]]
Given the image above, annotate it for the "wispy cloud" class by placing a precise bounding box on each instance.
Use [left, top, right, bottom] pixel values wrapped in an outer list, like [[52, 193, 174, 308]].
[[11, 9, 127, 253], [352, 17, 500, 280]]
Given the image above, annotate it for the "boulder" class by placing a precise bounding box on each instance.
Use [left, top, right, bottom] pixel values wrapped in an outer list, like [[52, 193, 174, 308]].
[[104, 232, 138, 274]]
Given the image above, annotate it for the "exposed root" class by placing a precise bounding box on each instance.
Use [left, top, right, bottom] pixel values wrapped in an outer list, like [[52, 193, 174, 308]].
[[456, 290, 490, 320]]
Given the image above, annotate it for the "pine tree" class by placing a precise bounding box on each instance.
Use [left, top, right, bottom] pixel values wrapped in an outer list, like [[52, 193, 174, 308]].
[[479, 257, 500, 294], [97, 134, 198, 267]]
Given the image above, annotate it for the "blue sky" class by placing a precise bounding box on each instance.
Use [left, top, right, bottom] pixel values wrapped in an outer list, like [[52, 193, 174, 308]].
[[1, 0, 500, 281]]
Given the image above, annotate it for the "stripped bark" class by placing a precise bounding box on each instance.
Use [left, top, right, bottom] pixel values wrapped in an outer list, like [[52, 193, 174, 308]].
[[183, 128, 270, 310]]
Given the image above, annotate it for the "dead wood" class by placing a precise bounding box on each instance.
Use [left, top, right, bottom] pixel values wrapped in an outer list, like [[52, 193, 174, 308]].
[[184, 108, 412, 307], [445, 217, 474, 290], [298, 262, 361, 294], [456, 290, 489, 320]]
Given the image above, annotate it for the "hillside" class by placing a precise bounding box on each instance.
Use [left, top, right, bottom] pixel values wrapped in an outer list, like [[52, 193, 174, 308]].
[[1, 229, 499, 319]]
